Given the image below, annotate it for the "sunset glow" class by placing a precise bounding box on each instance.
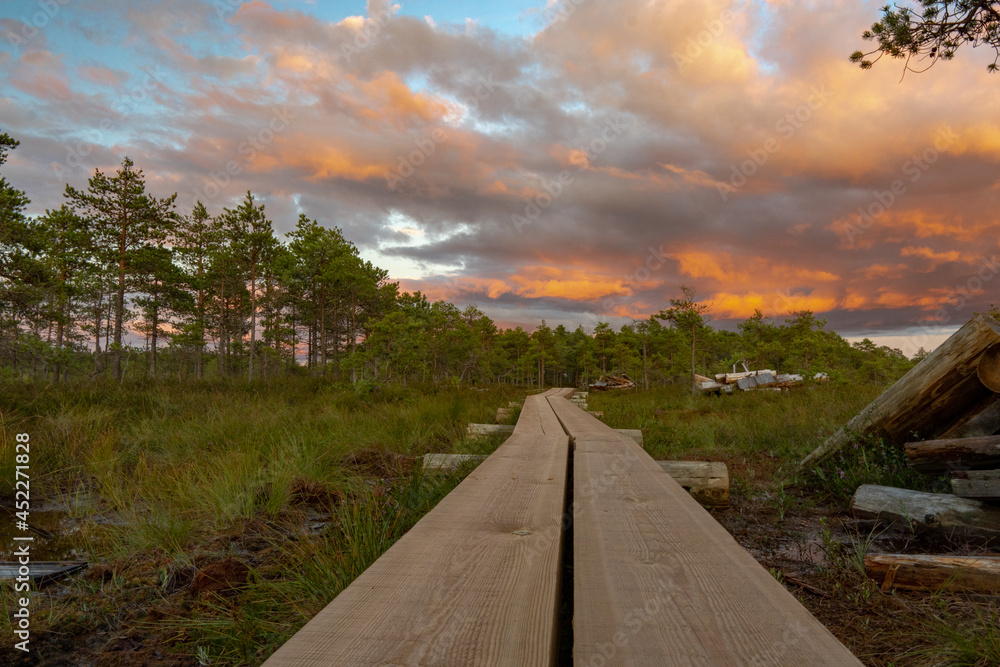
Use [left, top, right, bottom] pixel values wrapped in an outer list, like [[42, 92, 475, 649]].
[[2, 0, 999, 349]]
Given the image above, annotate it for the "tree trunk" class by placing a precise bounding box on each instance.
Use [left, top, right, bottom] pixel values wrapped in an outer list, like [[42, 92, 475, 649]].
[[248, 266, 257, 380], [850, 484, 1000, 541], [802, 313, 1000, 467], [114, 226, 127, 382], [690, 324, 697, 392], [905, 435, 1000, 473], [149, 291, 158, 378]]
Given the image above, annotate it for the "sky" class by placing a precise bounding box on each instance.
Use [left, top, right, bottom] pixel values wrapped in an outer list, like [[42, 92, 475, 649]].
[[2, 0, 998, 356]]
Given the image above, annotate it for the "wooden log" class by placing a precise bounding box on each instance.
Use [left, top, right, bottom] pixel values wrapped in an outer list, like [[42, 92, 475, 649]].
[[466, 423, 515, 438], [698, 380, 727, 392], [864, 553, 1000, 594], [850, 484, 1000, 540], [802, 313, 1000, 467], [422, 453, 487, 472], [905, 435, 1000, 473], [508, 401, 522, 408], [951, 470, 1000, 499], [496, 408, 514, 423], [979, 343, 1000, 392], [657, 461, 729, 506], [587, 411, 604, 418], [724, 370, 776, 384]]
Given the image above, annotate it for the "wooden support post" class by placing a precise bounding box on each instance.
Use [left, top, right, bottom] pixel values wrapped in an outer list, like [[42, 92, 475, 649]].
[[657, 461, 729, 506], [615, 428, 642, 445]]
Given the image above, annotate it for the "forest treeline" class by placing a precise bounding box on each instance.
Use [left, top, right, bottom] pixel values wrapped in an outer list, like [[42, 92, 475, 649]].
[[0, 134, 935, 387]]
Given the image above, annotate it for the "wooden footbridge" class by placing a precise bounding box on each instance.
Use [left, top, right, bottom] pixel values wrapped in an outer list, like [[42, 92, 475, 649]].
[[264, 389, 861, 666]]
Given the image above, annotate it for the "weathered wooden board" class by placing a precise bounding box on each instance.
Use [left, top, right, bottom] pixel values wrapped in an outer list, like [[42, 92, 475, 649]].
[[466, 423, 515, 437], [951, 469, 1000, 499], [905, 435, 1000, 473], [263, 389, 573, 666], [803, 313, 1000, 467], [657, 461, 729, 506], [864, 553, 1000, 593], [422, 453, 487, 472], [850, 484, 1000, 540], [546, 396, 861, 666]]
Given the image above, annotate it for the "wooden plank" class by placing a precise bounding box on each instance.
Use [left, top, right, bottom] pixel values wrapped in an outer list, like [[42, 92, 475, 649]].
[[264, 389, 572, 666], [802, 313, 1000, 467], [850, 484, 1000, 540], [906, 435, 1000, 473], [864, 553, 1000, 593], [951, 469, 1000, 499], [0, 561, 87, 584], [546, 396, 861, 666]]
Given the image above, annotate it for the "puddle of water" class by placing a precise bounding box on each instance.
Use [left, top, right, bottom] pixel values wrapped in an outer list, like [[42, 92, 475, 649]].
[[0, 505, 82, 561]]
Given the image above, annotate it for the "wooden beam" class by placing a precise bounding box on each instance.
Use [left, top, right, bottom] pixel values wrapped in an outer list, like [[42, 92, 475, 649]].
[[263, 389, 573, 666], [657, 461, 729, 506], [951, 469, 1000, 499], [850, 484, 1000, 541], [547, 396, 862, 666], [802, 313, 1000, 467], [905, 435, 1000, 473], [864, 553, 1000, 594]]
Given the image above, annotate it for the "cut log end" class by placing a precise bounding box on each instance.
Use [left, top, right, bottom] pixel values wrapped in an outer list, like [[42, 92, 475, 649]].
[[979, 343, 1000, 393]]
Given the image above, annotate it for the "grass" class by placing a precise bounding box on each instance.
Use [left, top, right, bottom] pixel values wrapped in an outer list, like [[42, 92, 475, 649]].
[[0, 378, 523, 664]]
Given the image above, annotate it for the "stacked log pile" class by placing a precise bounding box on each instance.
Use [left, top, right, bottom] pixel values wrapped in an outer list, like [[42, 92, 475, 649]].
[[812, 314, 1000, 593], [589, 374, 636, 391], [696, 369, 804, 394]]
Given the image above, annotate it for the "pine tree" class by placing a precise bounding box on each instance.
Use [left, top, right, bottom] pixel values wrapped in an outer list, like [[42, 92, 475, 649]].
[[65, 157, 177, 381]]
